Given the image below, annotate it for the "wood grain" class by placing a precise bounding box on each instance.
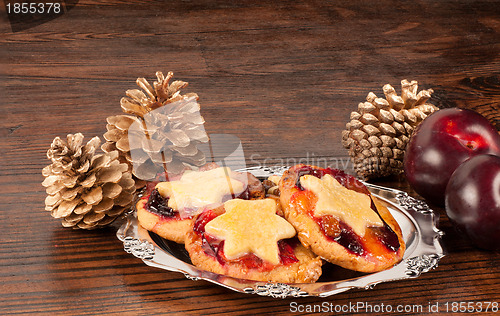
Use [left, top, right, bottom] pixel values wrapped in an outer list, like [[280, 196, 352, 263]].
[[1, 0, 499, 314]]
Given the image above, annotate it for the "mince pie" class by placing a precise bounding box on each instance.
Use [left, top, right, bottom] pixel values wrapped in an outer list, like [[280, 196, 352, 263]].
[[137, 165, 265, 243], [279, 164, 405, 273], [185, 198, 323, 283]]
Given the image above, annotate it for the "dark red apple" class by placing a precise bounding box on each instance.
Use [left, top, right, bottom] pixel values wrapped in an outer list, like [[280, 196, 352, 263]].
[[445, 154, 500, 251], [404, 108, 500, 205]]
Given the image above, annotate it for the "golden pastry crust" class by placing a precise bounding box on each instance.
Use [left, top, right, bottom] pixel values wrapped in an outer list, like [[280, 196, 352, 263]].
[[279, 164, 406, 273], [185, 205, 323, 283]]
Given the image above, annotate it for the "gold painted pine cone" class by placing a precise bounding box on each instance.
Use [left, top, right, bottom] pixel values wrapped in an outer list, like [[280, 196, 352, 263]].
[[102, 71, 209, 181], [342, 80, 439, 180], [42, 133, 135, 229]]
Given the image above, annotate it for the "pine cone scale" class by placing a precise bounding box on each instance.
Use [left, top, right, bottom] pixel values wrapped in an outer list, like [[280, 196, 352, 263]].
[[53, 199, 80, 218], [92, 198, 114, 213], [83, 212, 106, 225], [102, 182, 122, 199], [73, 203, 92, 215], [80, 173, 97, 188]]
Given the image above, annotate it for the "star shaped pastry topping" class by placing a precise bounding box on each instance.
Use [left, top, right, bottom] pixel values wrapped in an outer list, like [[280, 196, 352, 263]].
[[156, 167, 245, 210], [204, 198, 296, 265], [300, 174, 383, 236]]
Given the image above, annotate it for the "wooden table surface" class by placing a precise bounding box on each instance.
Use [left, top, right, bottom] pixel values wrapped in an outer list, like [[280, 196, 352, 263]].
[[1, 0, 499, 315]]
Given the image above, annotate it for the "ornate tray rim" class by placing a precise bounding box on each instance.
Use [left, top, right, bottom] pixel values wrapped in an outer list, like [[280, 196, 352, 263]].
[[116, 166, 445, 298]]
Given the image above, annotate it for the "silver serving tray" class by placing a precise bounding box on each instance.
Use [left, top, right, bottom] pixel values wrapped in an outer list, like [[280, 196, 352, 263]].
[[116, 166, 445, 298]]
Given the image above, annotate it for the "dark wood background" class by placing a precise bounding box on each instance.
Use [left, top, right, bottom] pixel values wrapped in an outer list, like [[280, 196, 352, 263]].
[[1, 0, 499, 314]]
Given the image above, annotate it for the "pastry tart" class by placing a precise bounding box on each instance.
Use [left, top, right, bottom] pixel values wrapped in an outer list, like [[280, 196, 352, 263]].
[[185, 198, 323, 283], [279, 164, 405, 273], [137, 165, 265, 244]]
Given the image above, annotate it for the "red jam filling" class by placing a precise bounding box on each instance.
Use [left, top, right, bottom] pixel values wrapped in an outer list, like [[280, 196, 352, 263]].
[[193, 209, 299, 270], [145, 189, 179, 219], [368, 199, 400, 252], [294, 165, 400, 255], [294, 165, 370, 195], [316, 215, 365, 255]]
